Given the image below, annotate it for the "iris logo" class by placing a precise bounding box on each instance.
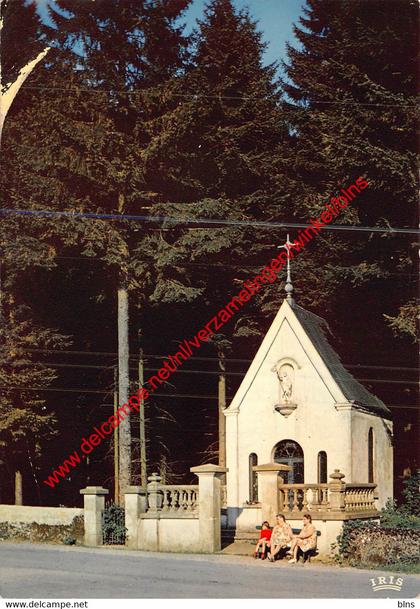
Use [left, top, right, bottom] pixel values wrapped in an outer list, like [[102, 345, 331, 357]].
[[370, 575, 404, 591]]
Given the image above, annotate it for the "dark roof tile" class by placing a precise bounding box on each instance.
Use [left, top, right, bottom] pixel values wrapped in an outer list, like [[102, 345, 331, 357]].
[[291, 302, 391, 420]]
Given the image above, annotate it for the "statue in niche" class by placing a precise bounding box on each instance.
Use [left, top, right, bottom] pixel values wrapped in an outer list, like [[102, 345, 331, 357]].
[[276, 363, 294, 404]]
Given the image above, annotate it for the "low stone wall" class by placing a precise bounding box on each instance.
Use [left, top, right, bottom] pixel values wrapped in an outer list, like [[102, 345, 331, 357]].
[[0, 504, 84, 544], [342, 525, 420, 567], [138, 514, 200, 552]]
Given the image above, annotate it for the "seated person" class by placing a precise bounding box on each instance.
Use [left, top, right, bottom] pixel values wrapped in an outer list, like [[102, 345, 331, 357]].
[[289, 513, 317, 563], [268, 514, 293, 562], [253, 520, 272, 559]]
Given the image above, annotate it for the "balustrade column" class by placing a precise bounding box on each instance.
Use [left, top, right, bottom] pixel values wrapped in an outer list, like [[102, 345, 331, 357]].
[[191, 464, 227, 553], [328, 469, 346, 512], [254, 463, 292, 523]]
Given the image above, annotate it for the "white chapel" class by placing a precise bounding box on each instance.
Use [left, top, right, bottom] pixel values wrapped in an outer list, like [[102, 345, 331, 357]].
[[224, 262, 393, 538]]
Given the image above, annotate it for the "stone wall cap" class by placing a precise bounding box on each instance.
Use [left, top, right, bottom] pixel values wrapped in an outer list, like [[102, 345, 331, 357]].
[[124, 485, 146, 494], [190, 463, 228, 473], [253, 463, 292, 472], [80, 486, 109, 495]]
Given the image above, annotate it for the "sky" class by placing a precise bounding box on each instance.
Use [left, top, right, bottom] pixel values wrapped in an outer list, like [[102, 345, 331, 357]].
[[34, 0, 305, 67]]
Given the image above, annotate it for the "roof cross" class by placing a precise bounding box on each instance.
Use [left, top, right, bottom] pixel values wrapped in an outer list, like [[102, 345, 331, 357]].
[[279, 234, 294, 303]]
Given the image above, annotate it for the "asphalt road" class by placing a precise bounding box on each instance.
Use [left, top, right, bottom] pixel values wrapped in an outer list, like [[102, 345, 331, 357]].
[[0, 542, 418, 599]]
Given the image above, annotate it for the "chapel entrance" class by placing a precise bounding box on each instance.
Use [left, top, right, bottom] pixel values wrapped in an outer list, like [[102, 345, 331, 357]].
[[273, 440, 304, 484]]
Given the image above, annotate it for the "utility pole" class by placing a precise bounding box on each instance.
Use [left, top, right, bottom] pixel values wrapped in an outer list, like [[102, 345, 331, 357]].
[[113, 367, 119, 504], [117, 193, 131, 502], [117, 284, 130, 501], [218, 352, 226, 468], [138, 346, 147, 486]]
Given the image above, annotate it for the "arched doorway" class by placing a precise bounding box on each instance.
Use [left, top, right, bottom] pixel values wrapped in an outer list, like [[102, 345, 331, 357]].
[[273, 440, 304, 484]]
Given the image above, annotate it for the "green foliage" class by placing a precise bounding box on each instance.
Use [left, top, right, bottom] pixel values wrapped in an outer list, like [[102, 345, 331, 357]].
[[337, 483, 420, 558], [1, 0, 44, 89], [140, 0, 293, 329], [283, 0, 418, 327], [336, 518, 420, 569], [102, 503, 127, 545], [336, 487, 420, 569], [1, 0, 418, 505], [336, 518, 377, 558], [380, 499, 420, 530], [384, 301, 420, 344], [401, 472, 420, 517]]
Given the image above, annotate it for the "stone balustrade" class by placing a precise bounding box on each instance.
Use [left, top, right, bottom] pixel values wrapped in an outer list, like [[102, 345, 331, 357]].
[[277, 470, 378, 516], [343, 483, 377, 512], [278, 484, 329, 513], [145, 473, 199, 515], [161, 485, 199, 513]]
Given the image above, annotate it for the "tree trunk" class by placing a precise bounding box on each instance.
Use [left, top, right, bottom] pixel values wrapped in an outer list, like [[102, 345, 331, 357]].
[[138, 348, 147, 487], [118, 286, 130, 500], [218, 353, 226, 468]]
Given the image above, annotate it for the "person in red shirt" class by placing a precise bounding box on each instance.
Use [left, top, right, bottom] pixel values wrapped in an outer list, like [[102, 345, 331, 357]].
[[253, 521, 272, 559]]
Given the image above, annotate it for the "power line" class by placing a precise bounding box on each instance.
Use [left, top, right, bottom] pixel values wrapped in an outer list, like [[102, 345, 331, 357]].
[[4, 360, 419, 384], [1, 208, 419, 235], [0, 385, 417, 409], [20, 85, 418, 108], [39, 255, 420, 277], [0, 385, 222, 399], [3, 360, 243, 377], [21, 348, 419, 371]]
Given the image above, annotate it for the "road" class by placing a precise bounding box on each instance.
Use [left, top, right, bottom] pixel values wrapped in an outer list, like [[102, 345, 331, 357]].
[[0, 542, 418, 599]]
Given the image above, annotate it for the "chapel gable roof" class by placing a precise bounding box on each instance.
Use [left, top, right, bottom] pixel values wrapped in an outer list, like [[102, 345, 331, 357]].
[[290, 302, 391, 419]]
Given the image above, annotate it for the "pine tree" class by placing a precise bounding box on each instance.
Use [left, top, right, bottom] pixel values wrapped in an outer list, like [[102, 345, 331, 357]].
[[282, 0, 419, 484], [1, 0, 192, 499], [0, 0, 73, 503], [282, 0, 418, 321], [0, 0, 44, 86], [138, 0, 293, 335]]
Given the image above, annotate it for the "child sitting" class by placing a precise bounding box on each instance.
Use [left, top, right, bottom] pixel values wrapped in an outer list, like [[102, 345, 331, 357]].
[[253, 521, 272, 559]]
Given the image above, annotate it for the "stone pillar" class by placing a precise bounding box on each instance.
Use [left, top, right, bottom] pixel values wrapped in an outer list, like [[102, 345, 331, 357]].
[[124, 486, 147, 549], [224, 408, 239, 528], [254, 463, 292, 523], [147, 473, 163, 512], [328, 469, 346, 512], [191, 463, 228, 553], [80, 486, 108, 546], [15, 471, 22, 505]]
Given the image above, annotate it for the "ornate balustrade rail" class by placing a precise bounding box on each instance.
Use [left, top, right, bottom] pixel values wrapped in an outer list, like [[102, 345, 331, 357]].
[[160, 485, 199, 513], [343, 483, 376, 512], [277, 471, 378, 515], [145, 473, 199, 515], [278, 484, 329, 513]]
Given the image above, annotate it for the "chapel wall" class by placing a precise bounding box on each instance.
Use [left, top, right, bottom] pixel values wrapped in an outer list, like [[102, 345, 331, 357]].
[[350, 411, 393, 508], [236, 354, 353, 506]]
